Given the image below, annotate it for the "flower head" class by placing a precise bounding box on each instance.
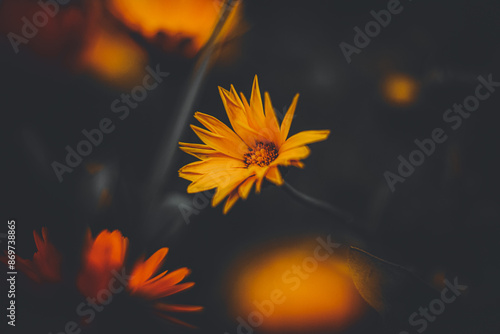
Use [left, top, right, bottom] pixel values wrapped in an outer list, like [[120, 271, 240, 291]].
[[179, 75, 330, 213], [109, 0, 244, 57], [1, 227, 62, 283], [77, 229, 128, 299], [76, 229, 201, 327]]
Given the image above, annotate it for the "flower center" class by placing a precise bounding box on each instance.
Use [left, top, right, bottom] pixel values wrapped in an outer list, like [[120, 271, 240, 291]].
[[244, 142, 278, 167]]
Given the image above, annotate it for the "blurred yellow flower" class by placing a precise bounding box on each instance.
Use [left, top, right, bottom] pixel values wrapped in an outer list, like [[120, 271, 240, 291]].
[[179, 76, 330, 213], [108, 0, 244, 57]]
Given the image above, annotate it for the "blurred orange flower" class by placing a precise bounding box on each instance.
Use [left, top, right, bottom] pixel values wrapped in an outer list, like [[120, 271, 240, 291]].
[[129, 248, 202, 327], [108, 0, 244, 57], [77, 229, 128, 299], [179, 75, 331, 213], [1, 227, 62, 283], [77, 229, 201, 327]]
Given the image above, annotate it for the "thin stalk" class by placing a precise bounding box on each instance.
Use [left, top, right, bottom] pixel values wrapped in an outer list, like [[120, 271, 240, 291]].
[[143, 0, 239, 206], [282, 181, 358, 229]]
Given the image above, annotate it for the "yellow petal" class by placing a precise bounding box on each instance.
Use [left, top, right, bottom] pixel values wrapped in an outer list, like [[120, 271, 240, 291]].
[[178, 142, 212, 150], [264, 92, 281, 146], [279, 130, 330, 153], [186, 168, 242, 193], [273, 146, 311, 166], [249, 75, 266, 128], [234, 119, 274, 144], [212, 169, 253, 207], [218, 87, 256, 147], [230, 84, 245, 110], [280, 94, 299, 143], [194, 112, 246, 145], [179, 157, 246, 175], [191, 125, 247, 160], [178, 171, 203, 182], [289, 160, 305, 169], [223, 191, 240, 214], [265, 166, 283, 186], [238, 175, 256, 200], [240, 91, 264, 132], [254, 167, 269, 193], [218, 87, 246, 123], [179, 143, 226, 160]]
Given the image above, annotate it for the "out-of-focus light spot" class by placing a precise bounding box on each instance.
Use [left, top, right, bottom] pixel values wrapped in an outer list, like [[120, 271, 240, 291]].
[[226, 238, 366, 333], [78, 23, 148, 89], [382, 73, 419, 107], [85, 163, 105, 175], [97, 188, 113, 208], [108, 0, 244, 57], [431, 270, 447, 290]]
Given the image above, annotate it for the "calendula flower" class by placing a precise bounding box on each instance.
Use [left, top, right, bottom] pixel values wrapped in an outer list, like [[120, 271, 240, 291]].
[[179, 75, 330, 213], [1, 227, 62, 283], [77, 229, 201, 327]]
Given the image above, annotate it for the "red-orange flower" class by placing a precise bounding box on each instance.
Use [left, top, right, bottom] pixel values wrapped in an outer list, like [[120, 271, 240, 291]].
[[77, 229, 128, 299], [1, 227, 62, 283], [129, 248, 202, 327], [77, 229, 201, 327]]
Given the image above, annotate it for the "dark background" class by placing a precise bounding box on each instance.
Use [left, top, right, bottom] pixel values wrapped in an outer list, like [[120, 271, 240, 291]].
[[2, 0, 500, 333]]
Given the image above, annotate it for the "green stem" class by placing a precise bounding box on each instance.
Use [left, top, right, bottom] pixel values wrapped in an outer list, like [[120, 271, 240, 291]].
[[143, 0, 239, 205], [282, 181, 356, 227]]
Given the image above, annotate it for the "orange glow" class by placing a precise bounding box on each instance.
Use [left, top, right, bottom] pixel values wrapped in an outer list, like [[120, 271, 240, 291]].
[[78, 23, 148, 89], [109, 0, 243, 57], [77, 229, 128, 298], [85, 163, 105, 175], [227, 239, 366, 333], [3, 228, 62, 283], [382, 73, 419, 106], [97, 188, 113, 208]]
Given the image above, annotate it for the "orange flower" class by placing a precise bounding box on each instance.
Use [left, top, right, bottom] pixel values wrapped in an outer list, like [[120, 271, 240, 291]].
[[129, 248, 202, 327], [77, 229, 128, 299], [2, 227, 62, 283], [179, 75, 331, 213], [77, 229, 201, 327]]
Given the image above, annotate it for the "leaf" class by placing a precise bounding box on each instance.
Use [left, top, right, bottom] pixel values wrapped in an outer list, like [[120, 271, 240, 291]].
[[347, 246, 440, 328]]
